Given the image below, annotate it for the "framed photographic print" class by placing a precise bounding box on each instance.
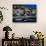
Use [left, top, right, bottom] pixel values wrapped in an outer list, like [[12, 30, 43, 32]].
[[13, 4, 37, 22]]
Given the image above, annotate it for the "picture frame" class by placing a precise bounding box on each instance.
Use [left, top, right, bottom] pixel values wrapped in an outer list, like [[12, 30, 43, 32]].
[[13, 4, 37, 23]]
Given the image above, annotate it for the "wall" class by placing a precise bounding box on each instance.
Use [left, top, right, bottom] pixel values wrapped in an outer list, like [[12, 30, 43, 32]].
[[0, 0, 46, 46]]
